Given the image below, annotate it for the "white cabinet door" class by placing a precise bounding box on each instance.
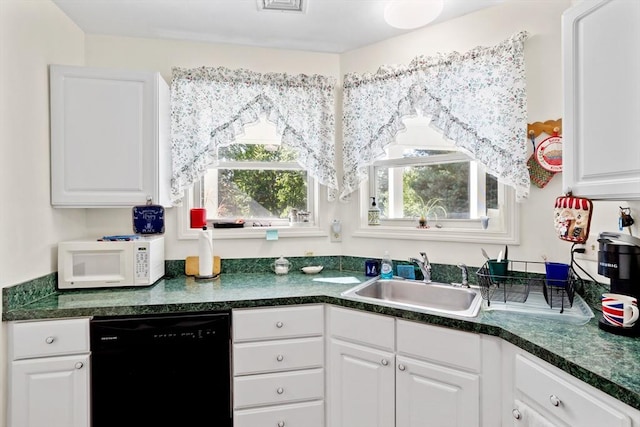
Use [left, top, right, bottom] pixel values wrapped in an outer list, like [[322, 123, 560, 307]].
[[49, 65, 170, 207], [9, 354, 90, 427], [395, 355, 480, 427], [562, 0, 640, 199], [328, 338, 395, 427]]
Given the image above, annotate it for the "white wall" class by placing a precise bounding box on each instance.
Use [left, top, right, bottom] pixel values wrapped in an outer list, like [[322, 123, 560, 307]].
[[0, 0, 85, 289], [80, 1, 575, 267], [338, 0, 639, 272], [80, 35, 342, 261]]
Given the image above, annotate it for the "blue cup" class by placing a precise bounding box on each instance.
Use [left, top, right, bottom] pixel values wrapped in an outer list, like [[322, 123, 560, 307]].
[[365, 259, 380, 277], [545, 262, 570, 288]]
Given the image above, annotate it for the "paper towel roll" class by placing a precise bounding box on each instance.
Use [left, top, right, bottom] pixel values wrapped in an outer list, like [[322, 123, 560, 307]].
[[197, 227, 214, 278]]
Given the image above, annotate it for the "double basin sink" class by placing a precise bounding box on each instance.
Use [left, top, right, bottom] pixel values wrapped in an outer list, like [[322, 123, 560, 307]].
[[341, 277, 483, 318]]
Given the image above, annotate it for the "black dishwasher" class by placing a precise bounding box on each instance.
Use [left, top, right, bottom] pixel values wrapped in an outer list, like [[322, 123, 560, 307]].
[[90, 312, 232, 427]]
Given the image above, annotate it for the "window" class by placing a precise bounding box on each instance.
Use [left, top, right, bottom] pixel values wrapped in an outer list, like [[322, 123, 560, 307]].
[[178, 117, 320, 239], [358, 117, 518, 243], [373, 150, 498, 222], [199, 143, 312, 226]]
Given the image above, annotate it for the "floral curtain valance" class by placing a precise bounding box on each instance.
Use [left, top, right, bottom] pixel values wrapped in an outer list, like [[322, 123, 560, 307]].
[[342, 31, 530, 202], [170, 66, 338, 204]]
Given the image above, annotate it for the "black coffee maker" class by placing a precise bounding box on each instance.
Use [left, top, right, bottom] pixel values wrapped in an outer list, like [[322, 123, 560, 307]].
[[597, 232, 640, 337]]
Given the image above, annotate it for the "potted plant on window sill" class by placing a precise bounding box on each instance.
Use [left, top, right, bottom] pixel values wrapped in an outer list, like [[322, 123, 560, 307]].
[[417, 197, 447, 229]]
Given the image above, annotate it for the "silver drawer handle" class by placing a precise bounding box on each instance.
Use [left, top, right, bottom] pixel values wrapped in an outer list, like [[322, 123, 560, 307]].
[[75, 362, 84, 370], [381, 358, 388, 366], [512, 409, 521, 420], [549, 394, 561, 407], [276, 354, 284, 362], [277, 422, 285, 427], [398, 364, 406, 371], [276, 321, 284, 328], [276, 387, 284, 395], [45, 336, 55, 344]]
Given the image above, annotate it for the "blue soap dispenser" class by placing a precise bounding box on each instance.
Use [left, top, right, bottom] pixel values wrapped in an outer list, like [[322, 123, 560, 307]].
[[381, 251, 393, 279]]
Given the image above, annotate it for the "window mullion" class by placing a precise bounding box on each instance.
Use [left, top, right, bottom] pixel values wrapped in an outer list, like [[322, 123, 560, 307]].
[[470, 161, 483, 218], [390, 166, 404, 217]]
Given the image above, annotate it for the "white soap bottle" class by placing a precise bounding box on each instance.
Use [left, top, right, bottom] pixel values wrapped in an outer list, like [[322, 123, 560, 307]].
[[381, 251, 393, 279], [368, 197, 381, 226]]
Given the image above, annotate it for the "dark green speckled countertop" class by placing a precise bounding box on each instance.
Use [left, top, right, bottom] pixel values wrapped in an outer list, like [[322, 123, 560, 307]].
[[3, 257, 640, 412]]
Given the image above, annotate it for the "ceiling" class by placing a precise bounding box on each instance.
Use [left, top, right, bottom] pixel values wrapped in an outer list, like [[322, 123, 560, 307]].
[[51, 0, 505, 53]]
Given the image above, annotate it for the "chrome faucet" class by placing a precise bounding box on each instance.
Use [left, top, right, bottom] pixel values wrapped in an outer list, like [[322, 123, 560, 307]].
[[409, 252, 431, 283], [456, 264, 470, 288]]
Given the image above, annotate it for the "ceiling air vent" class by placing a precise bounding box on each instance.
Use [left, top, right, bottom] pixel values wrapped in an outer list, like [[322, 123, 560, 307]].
[[258, 0, 306, 13]]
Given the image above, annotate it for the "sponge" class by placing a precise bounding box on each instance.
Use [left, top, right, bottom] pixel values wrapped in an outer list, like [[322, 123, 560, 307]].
[[396, 264, 416, 280]]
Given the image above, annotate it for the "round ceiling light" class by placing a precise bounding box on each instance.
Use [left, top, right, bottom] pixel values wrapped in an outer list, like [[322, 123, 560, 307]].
[[384, 0, 445, 30]]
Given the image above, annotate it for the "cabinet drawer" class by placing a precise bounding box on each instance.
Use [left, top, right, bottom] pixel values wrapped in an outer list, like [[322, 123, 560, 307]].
[[329, 306, 394, 351], [234, 368, 324, 409], [234, 400, 324, 427], [233, 305, 323, 342], [9, 318, 90, 360], [234, 337, 323, 375], [397, 319, 481, 372], [515, 354, 631, 427]]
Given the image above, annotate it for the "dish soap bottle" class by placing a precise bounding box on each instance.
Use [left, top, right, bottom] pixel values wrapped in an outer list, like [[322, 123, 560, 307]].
[[368, 197, 381, 225], [381, 251, 393, 279]]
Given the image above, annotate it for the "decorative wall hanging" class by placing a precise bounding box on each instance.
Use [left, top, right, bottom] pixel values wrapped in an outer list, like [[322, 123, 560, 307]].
[[553, 191, 593, 244], [527, 119, 562, 188], [170, 66, 338, 204], [342, 31, 530, 202]]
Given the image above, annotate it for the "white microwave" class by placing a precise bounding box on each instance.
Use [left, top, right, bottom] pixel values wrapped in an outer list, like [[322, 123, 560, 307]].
[[57, 236, 165, 289]]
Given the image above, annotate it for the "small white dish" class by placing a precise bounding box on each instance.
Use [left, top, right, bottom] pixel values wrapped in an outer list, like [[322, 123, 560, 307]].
[[302, 265, 324, 274]]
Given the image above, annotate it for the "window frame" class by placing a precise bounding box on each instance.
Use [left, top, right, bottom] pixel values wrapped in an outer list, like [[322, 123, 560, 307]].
[[354, 149, 520, 244], [177, 117, 327, 240], [201, 159, 315, 226], [177, 173, 325, 240]]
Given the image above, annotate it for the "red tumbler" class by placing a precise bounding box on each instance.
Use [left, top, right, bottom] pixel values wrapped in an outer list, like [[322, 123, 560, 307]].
[[190, 208, 207, 229]]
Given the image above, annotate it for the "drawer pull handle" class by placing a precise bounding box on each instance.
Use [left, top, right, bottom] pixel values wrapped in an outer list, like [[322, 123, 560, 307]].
[[276, 387, 284, 395], [512, 409, 521, 420], [75, 362, 84, 370], [277, 422, 285, 427], [381, 358, 388, 366], [276, 354, 284, 362], [549, 395, 561, 407], [276, 321, 284, 328], [398, 364, 406, 371], [45, 336, 55, 344]]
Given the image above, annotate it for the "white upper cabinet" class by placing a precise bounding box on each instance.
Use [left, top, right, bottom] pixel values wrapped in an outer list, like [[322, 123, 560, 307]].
[[562, 0, 640, 200], [49, 65, 171, 207]]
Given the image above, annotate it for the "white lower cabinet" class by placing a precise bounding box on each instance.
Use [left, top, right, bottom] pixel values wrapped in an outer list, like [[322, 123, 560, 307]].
[[504, 342, 640, 427], [396, 318, 482, 427], [326, 306, 488, 427], [232, 305, 325, 427], [395, 355, 480, 427], [7, 318, 91, 427], [329, 339, 395, 427]]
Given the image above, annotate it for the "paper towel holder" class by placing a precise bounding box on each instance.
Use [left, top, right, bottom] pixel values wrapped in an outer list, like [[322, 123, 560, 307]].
[[191, 208, 216, 280]]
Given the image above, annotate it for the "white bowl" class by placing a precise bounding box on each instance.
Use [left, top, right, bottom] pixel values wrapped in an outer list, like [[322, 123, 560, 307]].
[[302, 265, 323, 274]]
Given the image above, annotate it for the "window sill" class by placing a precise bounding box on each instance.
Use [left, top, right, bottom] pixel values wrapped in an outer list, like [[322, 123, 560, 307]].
[[352, 224, 519, 244], [178, 224, 328, 240]]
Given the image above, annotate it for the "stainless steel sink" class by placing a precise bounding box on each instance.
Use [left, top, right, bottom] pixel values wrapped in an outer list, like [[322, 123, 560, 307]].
[[341, 278, 483, 318]]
